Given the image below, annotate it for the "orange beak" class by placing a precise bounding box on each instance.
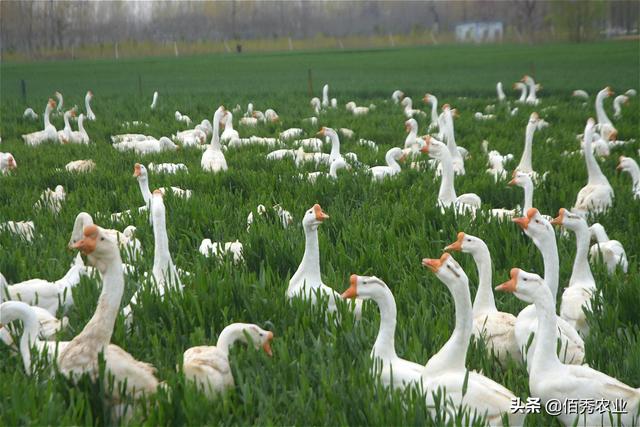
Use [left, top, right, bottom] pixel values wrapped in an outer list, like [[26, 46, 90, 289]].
[[420, 135, 431, 153], [445, 232, 465, 252], [442, 103, 450, 111], [313, 204, 329, 221], [341, 274, 358, 299], [262, 332, 274, 357], [133, 163, 141, 177], [72, 224, 99, 255], [512, 216, 530, 230], [550, 208, 565, 226], [495, 268, 519, 293], [607, 87, 614, 97], [609, 130, 617, 141], [508, 177, 517, 186], [316, 127, 326, 137], [405, 123, 411, 133], [452, 108, 459, 118], [616, 156, 625, 171], [421, 253, 449, 273]]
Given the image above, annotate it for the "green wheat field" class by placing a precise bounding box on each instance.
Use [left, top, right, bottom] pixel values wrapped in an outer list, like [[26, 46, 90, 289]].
[[0, 41, 639, 425]]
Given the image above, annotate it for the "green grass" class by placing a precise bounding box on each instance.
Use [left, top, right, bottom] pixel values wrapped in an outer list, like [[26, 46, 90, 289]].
[[0, 41, 639, 425]]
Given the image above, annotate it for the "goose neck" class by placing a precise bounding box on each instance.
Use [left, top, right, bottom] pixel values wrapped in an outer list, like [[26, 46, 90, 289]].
[[536, 233, 560, 299], [438, 150, 457, 203], [471, 249, 497, 315], [583, 128, 608, 185], [328, 133, 341, 159], [530, 288, 563, 374], [300, 225, 321, 281], [430, 100, 438, 124], [424, 278, 472, 374], [569, 225, 595, 288], [517, 122, 536, 172], [595, 92, 611, 125], [522, 181, 534, 212], [216, 324, 244, 357], [137, 176, 152, 205], [371, 287, 398, 361]]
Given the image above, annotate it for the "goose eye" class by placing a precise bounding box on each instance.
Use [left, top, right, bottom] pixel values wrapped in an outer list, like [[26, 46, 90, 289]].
[[535, 220, 540, 224], [523, 278, 527, 281], [100, 237, 104, 241], [466, 238, 471, 242]]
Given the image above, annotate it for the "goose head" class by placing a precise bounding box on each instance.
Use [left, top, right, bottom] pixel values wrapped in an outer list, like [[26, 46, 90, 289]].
[[213, 106, 226, 126], [405, 118, 417, 133], [71, 224, 120, 273], [400, 97, 412, 108], [341, 274, 388, 301], [513, 208, 554, 244], [617, 156, 638, 174], [508, 170, 533, 189], [422, 252, 468, 290], [445, 232, 488, 258], [302, 204, 329, 231], [419, 135, 446, 160], [159, 137, 178, 150], [85, 91, 93, 101], [386, 147, 406, 164], [423, 93, 435, 104], [122, 225, 137, 239], [513, 82, 526, 91], [2, 153, 17, 170], [317, 127, 337, 138], [521, 75, 534, 85], [239, 323, 274, 356], [47, 98, 57, 112], [133, 163, 148, 180], [550, 208, 586, 232], [495, 268, 546, 304]]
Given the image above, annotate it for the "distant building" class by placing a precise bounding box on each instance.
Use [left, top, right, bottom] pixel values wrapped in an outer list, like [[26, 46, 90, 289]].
[[455, 22, 503, 43]]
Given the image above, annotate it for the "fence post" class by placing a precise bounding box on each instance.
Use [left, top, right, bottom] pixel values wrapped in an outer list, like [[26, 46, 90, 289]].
[[21, 80, 27, 104]]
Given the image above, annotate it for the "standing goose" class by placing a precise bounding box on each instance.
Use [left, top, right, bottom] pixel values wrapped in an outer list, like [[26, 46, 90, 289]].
[[508, 171, 534, 213], [183, 323, 273, 399], [341, 275, 422, 389], [403, 118, 422, 153], [57, 109, 76, 143], [22, 99, 58, 146], [58, 225, 160, 401], [444, 233, 521, 363], [423, 93, 439, 131], [54, 91, 64, 114], [201, 106, 228, 173], [287, 204, 362, 320], [515, 113, 545, 181], [497, 269, 640, 426], [68, 113, 90, 144], [421, 254, 524, 427], [220, 111, 240, 143], [573, 118, 614, 215], [84, 91, 95, 121], [150, 91, 158, 109], [123, 191, 183, 326], [513, 82, 527, 103], [420, 136, 480, 215], [551, 209, 597, 337], [588, 223, 628, 274], [496, 82, 506, 102], [617, 156, 640, 199], [322, 84, 330, 108], [440, 104, 465, 175], [368, 147, 405, 182], [613, 95, 629, 119], [522, 75, 539, 105], [595, 87, 614, 128], [391, 90, 404, 103], [512, 208, 585, 367]]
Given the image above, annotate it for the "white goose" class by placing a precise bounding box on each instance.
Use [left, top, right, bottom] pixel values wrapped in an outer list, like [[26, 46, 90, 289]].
[[183, 323, 273, 399], [57, 109, 75, 143], [201, 106, 228, 173], [514, 113, 546, 182], [617, 156, 640, 199], [508, 171, 535, 213], [444, 233, 521, 363], [310, 97, 321, 114], [123, 191, 183, 326], [287, 204, 362, 320], [148, 162, 188, 174], [322, 84, 330, 108], [595, 87, 614, 128], [513, 82, 527, 103], [134, 163, 192, 205], [199, 239, 244, 263], [403, 118, 422, 153], [588, 223, 628, 274], [305, 158, 349, 183], [573, 118, 614, 215], [421, 254, 524, 427], [497, 269, 640, 426], [572, 89, 589, 100], [423, 93, 439, 131], [550, 209, 597, 337], [60, 225, 160, 401], [54, 91, 64, 114], [613, 95, 629, 119], [368, 147, 405, 182], [23, 107, 38, 120], [401, 96, 425, 118], [0, 152, 17, 174], [150, 91, 158, 109], [220, 111, 240, 143], [496, 82, 506, 101], [1, 253, 89, 316], [112, 136, 178, 155], [68, 114, 90, 144], [512, 208, 585, 367], [0, 220, 35, 242], [0, 300, 68, 347], [341, 274, 422, 389], [175, 111, 192, 126], [84, 90, 95, 120], [316, 127, 344, 164], [420, 136, 480, 215], [522, 75, 539, 105], [22, 99, 58, 146], [439, 104, 465, 175], [486, 148, 514, 182], [391, 90, 404, 103], [65, 159, 95, 173], [34, 185, 66, 214]]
